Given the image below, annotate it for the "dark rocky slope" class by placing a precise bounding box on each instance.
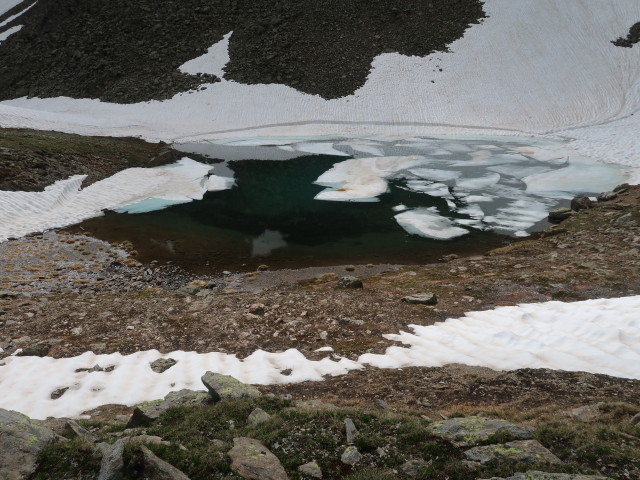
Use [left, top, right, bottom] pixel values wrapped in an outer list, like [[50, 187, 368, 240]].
[[0, 0, 485, 102]]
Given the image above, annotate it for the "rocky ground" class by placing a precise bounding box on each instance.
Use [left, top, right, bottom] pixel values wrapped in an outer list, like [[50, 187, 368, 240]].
[[0, 0, 485, 102], [0, 130, 639, 478]]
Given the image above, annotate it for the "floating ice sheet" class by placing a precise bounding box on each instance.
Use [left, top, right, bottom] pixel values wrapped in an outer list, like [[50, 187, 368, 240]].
[[0, 158, 233, 242], [394, 208, 469, 240]]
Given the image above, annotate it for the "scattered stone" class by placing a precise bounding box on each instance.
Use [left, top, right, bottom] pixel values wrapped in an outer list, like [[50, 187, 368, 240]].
[[127, 390, 209, 427], [340, 446, 362, 466], [344, 265, 356, 271], [298, 461, 322, 478], [481, 471, 612, 480], [428, 416, 534, 447], [401, 293, 438, 305], [51, 387, 69, 400], [141, 445, 191, 480], [597, 191, 618, 202], [257, 264, 269, 271], [567, 403, 603, 422], [344, 418, 358, 444], [76, 364, 105, 373], [571, 195, 594, 211], [464, 439, 561, 466], [0, 291, 20, 299], [401, 459, 431, 477], [228, 437, 289, 480], [90, 343, 108, 354], [66, 419, 99, 443], [548, 208, 573, 222], [98, 438, 128, 480], [150, 358, 178, 373], [247, 408, 271, 426], [249, 303, 266, 315], [201, 372, 262, 402], [374, 399, 390, 410], [177, 286, 200, 296], [614, 213, 638, 226], [129, 435, 170, 446], [16, 342, 51, 357], [0, 408, 57, 480], [335, 276, 363, 289]]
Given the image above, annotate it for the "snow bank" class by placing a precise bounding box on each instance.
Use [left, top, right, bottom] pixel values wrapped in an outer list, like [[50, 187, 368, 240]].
[[0, 158, 233, 242], [1, 295, 638, 419], [0, 0, 638, 171], [359, 296, 640, 380]]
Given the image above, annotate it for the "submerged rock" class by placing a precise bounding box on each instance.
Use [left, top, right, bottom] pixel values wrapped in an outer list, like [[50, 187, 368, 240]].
[[428, 416, 534, 447], [0, 409, 57, 480], [201, 372, 262, 402]]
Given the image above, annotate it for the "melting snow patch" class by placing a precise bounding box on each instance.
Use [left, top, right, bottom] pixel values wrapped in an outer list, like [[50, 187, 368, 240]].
[[359, 296, 640, 380], [0, 158, 233, 242], [0, 23, 21, 42], [2, 296, 639, 419], [179, 31, 232, 78]]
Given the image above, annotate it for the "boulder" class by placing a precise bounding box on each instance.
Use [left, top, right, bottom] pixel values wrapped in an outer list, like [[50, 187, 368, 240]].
[[98, 438, 128, 480], [335, 276, 363, 289], [127, 390, 209, 427], [570, 195, 594, 211], [566, 403, 604, 422], [0, 409, 57, 480], [344, 418, 358, 444], [141, 445, 191, 480], [464, 439, 561, 466], [597, 191, 618, 202], [228, 437, 289, 480], [401, 293, 438, 305], [247, 408, 271, 426], [340, 446, 362, 466], [400, 459, 431, 477], [150, 358, 178, 373], [201, 372, 262, 402], [298, 461, 322, 478], [548, 208, 573, 222], [428, 416, 534, 447]]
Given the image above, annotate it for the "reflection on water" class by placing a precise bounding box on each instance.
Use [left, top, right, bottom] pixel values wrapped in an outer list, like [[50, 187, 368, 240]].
[[73, 135, 632, 273]]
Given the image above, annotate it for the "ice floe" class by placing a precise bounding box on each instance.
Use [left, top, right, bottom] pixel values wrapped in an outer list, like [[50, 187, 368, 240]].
[[1, 295, 639, 419], [394, 208, 469, 240], [0, 158, 233, 242]]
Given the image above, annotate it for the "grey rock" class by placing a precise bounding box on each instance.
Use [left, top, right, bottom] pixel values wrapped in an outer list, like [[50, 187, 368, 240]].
[[0, 409, 57, 480], [98, 438, 128, 480], [340, 446, 362, 466], [335, 276, 363, 289], [150, 358, 178, 373], [401, 292, 438, 305], [141, 445, 191, 480], [201, 372, 261, 402], [428, 416, 534, 447], [570, 195, 594, 211], [127, 390, 209, 427], [298, 461, 322, 478], [374, 399, 390, 410], [464, 439, 561, 466], [90, 343, 108, 354], [247, 407, 271, 426], [177, 286, 200, 296], [228, 437, 289, 480], [480, 471, 612, 480], [597, 191, 618, 202], [67, 419, 99, 443], [613, 183, 630, 192], [400, 459, 430, 477], [16, 342, 51, 357], [614, 213, 638, 226], [0, 291, 20, 299], [567, 403, 603, 422], [548, 208, 573, 222], [344, 418, 358, 444]]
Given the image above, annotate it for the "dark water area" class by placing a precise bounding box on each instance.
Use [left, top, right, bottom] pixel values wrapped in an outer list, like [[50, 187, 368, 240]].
[[73, 154, 513, 274]]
